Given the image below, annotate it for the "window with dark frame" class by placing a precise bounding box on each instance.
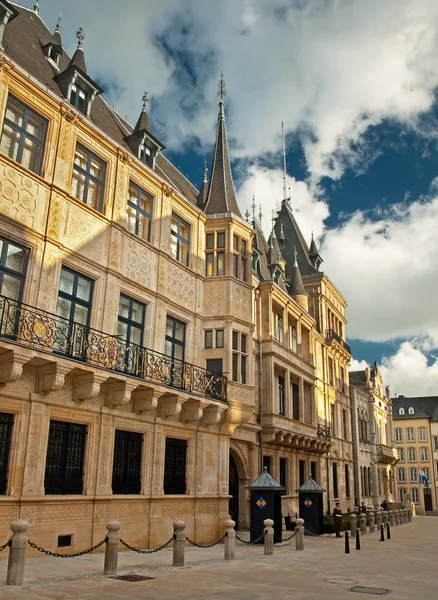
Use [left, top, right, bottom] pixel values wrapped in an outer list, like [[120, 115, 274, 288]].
[[170, 214, 190, 266], [292, 383, 300, 420], [231, 331, 247, 383], [332, 462, 339, 499], [111, 430, 143, 495], [328, 357, 334, 386], [44, 421, 87, 495], [204, 330, 213, 349], [345, 463, 350, 497], [69, 83, 88, 115], [342, 409, 348, 440], [0, 413, 14, 495], [216, 329, 224, 348], [278, 376, 285, 415], [0, 95, 47, 175], [205, 231, 226, 277], [127, 182, 153, 241], [232, 234, 247, 282], [117, 294, 145, 347], [0, 238, 28, 302], [165, 316, 186, 364], [164, 438, 187, 494], [56, 267, 93, 330], [279, 457, 287, 493], [330, 403, 336, 436], [72, 144, 106, 212], [299, 460, 306, 486]]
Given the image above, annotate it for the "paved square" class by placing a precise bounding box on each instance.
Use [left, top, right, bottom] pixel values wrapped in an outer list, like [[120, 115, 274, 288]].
[[0, 518, 436, 599]]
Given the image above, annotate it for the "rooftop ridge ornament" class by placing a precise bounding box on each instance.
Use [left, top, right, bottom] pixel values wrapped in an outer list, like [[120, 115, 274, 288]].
[[281, 121, 287, 202], [34, 1, 39, 15], [218, 70, 227, 100], [259, 204, 263, 225], [76, 25, 85, 49], [142, 91, 150, 111], [252, 194, 256, 223], [203, 160, 208, 183], [293, 246, 298, 267], [245, 209, 250, 222], [55, 14, 62, 34]]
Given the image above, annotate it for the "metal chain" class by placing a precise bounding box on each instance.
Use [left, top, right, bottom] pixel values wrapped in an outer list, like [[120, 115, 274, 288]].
[[275, 531, 297, 543], [185, 533, 226, 548], [27, 538, 106, 558], [0, 539, 11, 552], [119, 535, 175, 554], [235, 533, 264, 544]]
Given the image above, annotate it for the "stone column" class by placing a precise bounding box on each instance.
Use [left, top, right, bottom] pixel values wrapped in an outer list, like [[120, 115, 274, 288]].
[[382, 511, 388, 527], [350, 514, 357, 538], [369, 512, 375, 533], [173, 521, 186, 567], [263, 519, 274, 555], [224, 520, 235, 560], [360, 513, 367, 534], [376, 510, 382, 528], [295, 518, 305, 551], [104, 521, 120, 576], [6, 520, 28, 587]]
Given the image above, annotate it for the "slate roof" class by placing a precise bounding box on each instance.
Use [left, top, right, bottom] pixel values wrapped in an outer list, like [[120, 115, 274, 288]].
[[392, 396, 438, 421], [3, 4, 200, 206], [297, 477, 324, 492], [249, 467, 285, 490], [349, 370, 367, 384], [204, 101, 242, 217], [288, 249, 308, 297]]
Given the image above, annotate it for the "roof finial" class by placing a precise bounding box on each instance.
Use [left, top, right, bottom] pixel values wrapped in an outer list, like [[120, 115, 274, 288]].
[[218, 70, 227, 101], [259, 204, 263, 225], [76, 25, 85, 50], [142, 91, 150, 112], [271, 208, 276, 230], [34, 1, 39, 15], [252, 195, 256, 223], [281, 121, 287, 202], [245, 209, 250, 222], [55, 14, 62, 34], [203, 160, 208, 183], [293, 246, 298, 267]]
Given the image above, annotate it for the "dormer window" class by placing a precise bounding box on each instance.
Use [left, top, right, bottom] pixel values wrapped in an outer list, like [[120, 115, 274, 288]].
[[70, 83, 88, 115], [399, 407, 405, 416], [48, 45, 60, 64], [139, 142, 153, 167], [408, 407, 414, 415]]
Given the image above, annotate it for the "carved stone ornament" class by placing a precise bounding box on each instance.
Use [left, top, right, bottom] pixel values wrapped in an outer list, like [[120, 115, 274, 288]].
[[117, 148, 131, 164], [201, 404, 226, 427], [180, 399, 207, 424], [0, 54, 10, 71], [157, 393, 182, 419], [73, 372, 107, 402], [0, 350, 33, 386], [103, 380, 138, 408], [163, 185, 174, 197], [36, 363, 71, 394], [132, 387, 162, 414], [62, 105, 78, 124]]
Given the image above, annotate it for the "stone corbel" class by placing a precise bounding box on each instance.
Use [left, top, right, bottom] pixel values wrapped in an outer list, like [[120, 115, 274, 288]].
[[157, 393, 183, 419], [220, 401, 253, 436], [0, 349, 33, 386], [73, 372, 107, 402], [103, 379, 138, 408], [180, 399, 208, 424], [132, 387, 162, 415], [201, 404, 226, 427], [36, 363, 72, 394]]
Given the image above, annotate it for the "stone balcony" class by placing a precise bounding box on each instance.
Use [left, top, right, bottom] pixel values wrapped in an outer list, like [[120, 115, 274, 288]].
[[0, 295, 228, 426], [262, 414, 331, 454], [377, 443, 399, 465]]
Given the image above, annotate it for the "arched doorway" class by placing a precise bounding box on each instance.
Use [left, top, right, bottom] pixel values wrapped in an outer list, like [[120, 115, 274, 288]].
[[229, 454, 239, 525]]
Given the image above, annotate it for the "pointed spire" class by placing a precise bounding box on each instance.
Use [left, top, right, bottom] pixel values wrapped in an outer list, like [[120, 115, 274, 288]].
[[52, 13, 62, 48], [55, 14, 62, 34], [68, 25, 87, 73], [259, 204, 263, 225], [204, 72, 242, 217], [34, 1, 39, 15], [133, 91, 151, 134], [279, 220, 285, 245], [282, 121, 288, 203], [289, 246, 309, 309], [197, 161, 209, 208], [309, 232, 323, 270]]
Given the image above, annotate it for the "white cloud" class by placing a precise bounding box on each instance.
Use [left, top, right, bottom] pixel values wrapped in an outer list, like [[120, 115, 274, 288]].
[[381, 342, 438, 397], [349, 359, 368, 372], [321, 193, 438, 343], [37, 0, 438, 181]]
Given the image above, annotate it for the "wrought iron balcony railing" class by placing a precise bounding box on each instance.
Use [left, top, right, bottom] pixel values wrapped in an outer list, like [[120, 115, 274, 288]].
[[325, 329, 352, 355], [0, 295, 227, 403]]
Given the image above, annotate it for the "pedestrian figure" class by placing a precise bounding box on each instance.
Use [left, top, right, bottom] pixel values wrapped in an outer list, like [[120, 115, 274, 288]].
[[360, 502, 367, 514], [380, 500, 388, 512], [333, 502, 342, 538]]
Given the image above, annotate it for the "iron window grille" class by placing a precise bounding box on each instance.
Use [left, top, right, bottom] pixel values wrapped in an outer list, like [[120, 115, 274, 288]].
[[44, 421, 87, 495], [127, 182, 153, 241], [0, 412, 14, 494], [0, 95, 47, 175], [0, 238, 28, 304], [112, 430, 143, 494], [164, 438, 187, 495], [170, 214, 190, 266], [71, 144, 106, 212]]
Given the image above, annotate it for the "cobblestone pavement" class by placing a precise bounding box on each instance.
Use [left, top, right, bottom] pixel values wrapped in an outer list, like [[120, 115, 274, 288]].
[[0, 518, 436, 599]]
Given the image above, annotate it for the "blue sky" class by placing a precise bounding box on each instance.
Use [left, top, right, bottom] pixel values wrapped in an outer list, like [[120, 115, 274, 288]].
[[24, 0, 438, 395]]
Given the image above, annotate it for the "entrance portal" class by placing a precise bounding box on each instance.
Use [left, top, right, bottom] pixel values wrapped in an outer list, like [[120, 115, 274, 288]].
[[424, 488, 433, 511], [229, 454, 239, 525]]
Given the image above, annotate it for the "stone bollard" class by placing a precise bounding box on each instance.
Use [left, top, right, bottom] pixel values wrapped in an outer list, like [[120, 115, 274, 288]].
[[173, 520, 186, 567], [394, 510, 399, 526], [224, 519, 235, 560], [350, 514, 357, 538], [263, 519, 274, 555], [389, 511, 395, 527], [369, 512, 375, 533], [404, 509, 409, 524], [360, 513, 367, 535], [295, 518, 304, 551], [6, 520, 29, 587], [407, 508, 412, 522], [382, 511, 388, 527], [104, 520, 120, 576], [376, 510, 382, 528]]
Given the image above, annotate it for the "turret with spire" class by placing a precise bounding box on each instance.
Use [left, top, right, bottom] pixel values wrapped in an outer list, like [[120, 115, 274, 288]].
[[124, 91, 164, 166], [197, 161, 209, 208], [288, 247, 309, 310], [204, 72, 242, 217], [309, 232, 323, 270]]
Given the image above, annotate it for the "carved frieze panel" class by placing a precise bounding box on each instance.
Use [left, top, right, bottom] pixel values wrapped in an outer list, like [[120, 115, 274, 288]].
[[232, 283, 252, 323], [203, 281, 226, 317], [64, 204, 108, 265], [158, 260, 196, 311], [122, 237, 156, 290]]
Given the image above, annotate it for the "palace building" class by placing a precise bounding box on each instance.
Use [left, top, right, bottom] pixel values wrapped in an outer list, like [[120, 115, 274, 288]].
[[0, 2, 353, 553]]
